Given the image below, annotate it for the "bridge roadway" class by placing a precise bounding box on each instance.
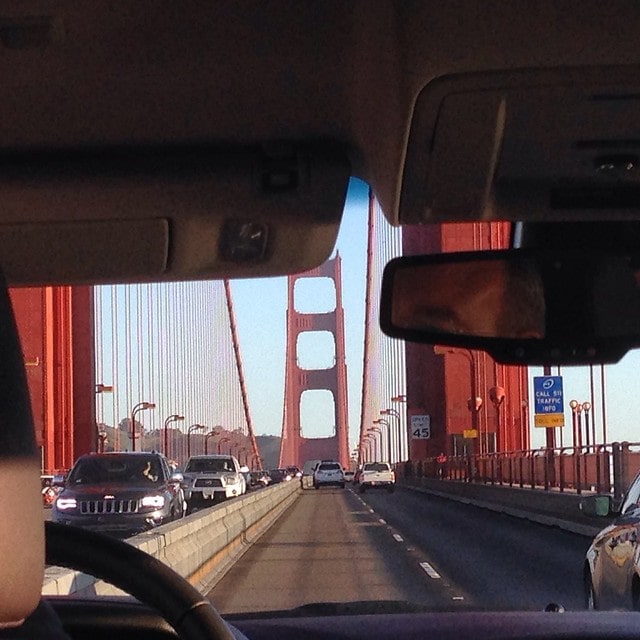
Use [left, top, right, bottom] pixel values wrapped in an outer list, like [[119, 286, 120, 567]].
[[206, 485, 592, 616]]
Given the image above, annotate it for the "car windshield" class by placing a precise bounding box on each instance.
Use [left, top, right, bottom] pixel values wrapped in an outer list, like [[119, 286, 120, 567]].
[[185, 458, 234, 473], [68, 456, 162, 486], [37, 186, 640, 620]]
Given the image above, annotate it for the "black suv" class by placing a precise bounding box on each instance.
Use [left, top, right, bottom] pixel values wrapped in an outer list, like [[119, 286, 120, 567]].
[[52, 452, 186, 537]]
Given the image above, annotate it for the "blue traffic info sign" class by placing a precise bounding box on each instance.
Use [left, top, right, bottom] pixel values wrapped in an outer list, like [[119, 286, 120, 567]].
[[533, 376, 565, 428]]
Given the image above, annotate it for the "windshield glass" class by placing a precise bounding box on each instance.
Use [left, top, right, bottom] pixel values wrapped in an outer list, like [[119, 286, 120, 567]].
[[41, 180, 640, 618], [68, 456, 162, 486], [185, 458, 234, 473]]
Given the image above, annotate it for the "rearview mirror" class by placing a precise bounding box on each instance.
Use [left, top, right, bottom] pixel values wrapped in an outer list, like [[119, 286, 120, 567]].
[[380, 249, 640, 365]]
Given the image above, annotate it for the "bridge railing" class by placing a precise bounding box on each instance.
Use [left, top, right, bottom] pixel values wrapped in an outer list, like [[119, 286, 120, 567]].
[[397, 442, 640, 501]]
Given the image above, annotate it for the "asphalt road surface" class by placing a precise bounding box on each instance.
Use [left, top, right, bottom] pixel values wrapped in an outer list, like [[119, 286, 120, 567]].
[[207, 485, 592, 615]]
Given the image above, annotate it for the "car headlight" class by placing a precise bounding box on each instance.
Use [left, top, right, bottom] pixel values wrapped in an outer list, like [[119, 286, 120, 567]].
[[141, 495, 165, 509], [55, 497, 77, 510], [224, 474, 238, 484]]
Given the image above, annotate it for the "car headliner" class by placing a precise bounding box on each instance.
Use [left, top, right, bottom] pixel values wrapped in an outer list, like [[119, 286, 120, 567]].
[[2, 2, 640, 285]]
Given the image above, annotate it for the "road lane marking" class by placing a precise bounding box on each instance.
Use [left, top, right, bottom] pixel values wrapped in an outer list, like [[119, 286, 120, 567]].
[[369, 508, 375, 513], [392, 533, 403, 542], [379, 518, 386, 524], [452, 596, 465, 601], [419, 562, 441, 579]]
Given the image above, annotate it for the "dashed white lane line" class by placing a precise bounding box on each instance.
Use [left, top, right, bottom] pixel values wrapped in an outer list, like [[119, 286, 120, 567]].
[[379, 518, 386, 524], [369, 508, 375, 513], [392, 533, 403, 542], [419, 562, 441, 579], [452, 596, 465, 601]]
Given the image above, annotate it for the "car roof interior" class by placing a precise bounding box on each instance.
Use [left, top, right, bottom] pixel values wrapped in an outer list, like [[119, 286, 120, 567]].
[[4, 2, 640, 287], [5, 0, 640, 632]]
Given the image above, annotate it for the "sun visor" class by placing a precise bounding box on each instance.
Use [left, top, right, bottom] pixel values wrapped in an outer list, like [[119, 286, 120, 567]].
[[0, 143, 350, 286], [400, 66, 640, 223]]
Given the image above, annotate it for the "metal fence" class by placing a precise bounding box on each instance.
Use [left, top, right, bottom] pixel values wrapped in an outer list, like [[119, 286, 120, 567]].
[[398, 442, 640, 500]]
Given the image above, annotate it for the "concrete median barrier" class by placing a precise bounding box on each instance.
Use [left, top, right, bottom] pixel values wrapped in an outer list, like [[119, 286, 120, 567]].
[[42, 480, 300, 597]]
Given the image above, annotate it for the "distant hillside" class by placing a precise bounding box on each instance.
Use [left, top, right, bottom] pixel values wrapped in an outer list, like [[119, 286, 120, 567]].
[[256, 435, 281, 469]]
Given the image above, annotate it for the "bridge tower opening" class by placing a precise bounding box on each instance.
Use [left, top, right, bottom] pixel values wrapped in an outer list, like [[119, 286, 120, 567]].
[[279, 255, 349, 469]]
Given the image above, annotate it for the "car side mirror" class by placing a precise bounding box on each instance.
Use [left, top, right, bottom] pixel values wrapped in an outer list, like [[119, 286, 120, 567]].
[[580, 495, 615, 517], [170, 472, 184, 484], [52, 474, 66, 488], [239, 465, 250, 473]]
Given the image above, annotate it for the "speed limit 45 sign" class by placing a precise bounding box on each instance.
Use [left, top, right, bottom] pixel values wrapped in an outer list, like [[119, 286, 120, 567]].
[[410, 415, 431, 439]]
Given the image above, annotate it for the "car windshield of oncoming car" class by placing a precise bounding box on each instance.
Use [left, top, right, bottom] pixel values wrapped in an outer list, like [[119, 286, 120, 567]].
[[69, 456, 162, 486], [185, 458, 234, 473]]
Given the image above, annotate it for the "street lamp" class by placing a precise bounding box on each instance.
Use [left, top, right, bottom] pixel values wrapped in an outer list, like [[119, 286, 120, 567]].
[[95, 383, 113, 453], [373, 418, 392, 463], [434, 346, 482, 452], [489, 386, 506, 451], [187, 424, 206, 457], [130, 401, 156, 452], [363, 435, 374, 462], [204, 428, 220, 455], [217, 436, 231, 454], [368, 427, 382, 461], [163, 414, 184, 458], [583, 401, 593, 451], [380, 409, 400, 462], [569, 400, 583, 449]]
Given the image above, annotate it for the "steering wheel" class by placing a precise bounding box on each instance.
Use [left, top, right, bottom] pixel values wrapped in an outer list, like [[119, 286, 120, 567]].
[[45, 521, 235, 640]]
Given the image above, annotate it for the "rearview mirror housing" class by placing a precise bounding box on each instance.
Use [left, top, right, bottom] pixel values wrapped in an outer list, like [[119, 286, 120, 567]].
[[380, 249, 640, 365]]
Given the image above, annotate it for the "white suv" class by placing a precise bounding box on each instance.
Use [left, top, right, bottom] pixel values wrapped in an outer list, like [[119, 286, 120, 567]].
[[313, 461, 345, 489], [182, 454, 246, 511]]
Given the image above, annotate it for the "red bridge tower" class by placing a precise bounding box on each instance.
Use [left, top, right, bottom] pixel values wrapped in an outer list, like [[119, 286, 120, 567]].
[[279, 255, 349, 468]]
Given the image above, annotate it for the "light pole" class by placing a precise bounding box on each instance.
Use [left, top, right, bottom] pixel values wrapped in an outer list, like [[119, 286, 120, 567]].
[[583, 402, 592, 451], [363, 435, 374, 462], [163, 414, 184, 458], [569, 400, 583, 449], [95, 383, 113, 453], [368, 427, 382, 461], [374, 418, 392, 462], [217, 436, 231, 454], [380, 408, 401, 462], [434, 346, 481, 453], [187, 424, 206, 457], [488, 386, 506, 451], [130, 401, 156, 452], [391, 395, 407, 459], [204, 428, 219, 455]]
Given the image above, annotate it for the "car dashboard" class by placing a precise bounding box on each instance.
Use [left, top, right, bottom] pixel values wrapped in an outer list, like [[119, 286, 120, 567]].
[[46, 597, 640, 640]]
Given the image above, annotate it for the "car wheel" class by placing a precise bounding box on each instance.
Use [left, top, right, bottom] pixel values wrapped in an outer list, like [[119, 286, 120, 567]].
[[315, 484, 320, 490], [584, 571, 597, 610], [46, 521, 234, 640], [340, 483, 345, 489]]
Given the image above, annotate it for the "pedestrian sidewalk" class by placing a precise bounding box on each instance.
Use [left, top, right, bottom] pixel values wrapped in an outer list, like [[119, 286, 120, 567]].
[[400, 478, 611, 537]]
